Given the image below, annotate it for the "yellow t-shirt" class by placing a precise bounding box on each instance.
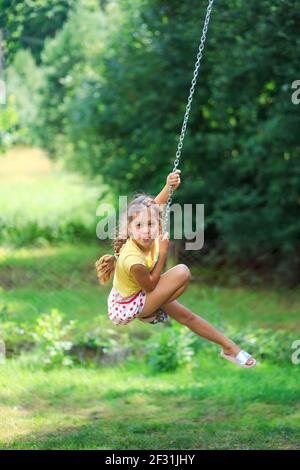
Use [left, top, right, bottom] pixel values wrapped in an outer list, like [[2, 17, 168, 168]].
[[113, 237, 159, 297]]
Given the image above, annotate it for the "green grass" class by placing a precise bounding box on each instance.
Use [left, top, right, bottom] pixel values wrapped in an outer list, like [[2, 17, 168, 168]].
[[0, 353, 299, 449], [0, 145, 299, 449], [0, 146, 114, 245], [0, 243, 300, 449], [0, 244, 107, 327], [0, 146, 108, 226], [1, 244, 300, 331], [0, 147, 110, 224]]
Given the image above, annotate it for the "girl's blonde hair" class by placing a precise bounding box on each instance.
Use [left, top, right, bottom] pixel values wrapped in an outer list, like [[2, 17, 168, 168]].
[[95, 193, 164, 285]]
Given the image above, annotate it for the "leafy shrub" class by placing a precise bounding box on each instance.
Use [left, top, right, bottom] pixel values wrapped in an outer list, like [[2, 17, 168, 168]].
[[144, 326, 195, 373], [32, 309, 76, 368], [0, 321, 35, 356], [227, 326, 298, 364], [144, 321, 298, 371], [0, 219, 94, 247], [71, 326, 135, 365], [0, 302, 35, 355]]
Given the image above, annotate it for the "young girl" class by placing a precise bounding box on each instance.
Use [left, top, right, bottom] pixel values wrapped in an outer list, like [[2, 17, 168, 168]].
[[95, 170, 256, 368]]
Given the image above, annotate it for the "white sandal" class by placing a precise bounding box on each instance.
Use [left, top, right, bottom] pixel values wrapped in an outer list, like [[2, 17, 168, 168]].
[[220, 348, 257, 368], [139, 308, 168, 324]]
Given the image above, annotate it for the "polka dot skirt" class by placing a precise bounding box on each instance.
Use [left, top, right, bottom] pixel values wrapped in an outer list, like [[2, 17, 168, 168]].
[[107, 287, 146, 325]]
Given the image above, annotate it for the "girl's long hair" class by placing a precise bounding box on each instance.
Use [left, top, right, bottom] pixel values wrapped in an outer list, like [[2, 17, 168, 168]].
[[95, 193, 164, 285]]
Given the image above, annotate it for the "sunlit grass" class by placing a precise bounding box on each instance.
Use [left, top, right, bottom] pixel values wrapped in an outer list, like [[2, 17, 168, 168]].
[[0, 245, 299, 450], [0, 353, 299, 449], [0, 146, 106, 226], [0, 146, 299, 450], [1, 244, 300, 332]]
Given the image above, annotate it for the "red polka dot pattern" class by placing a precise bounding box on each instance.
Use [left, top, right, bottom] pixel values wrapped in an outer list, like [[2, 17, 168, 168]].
[[107, 287, 146, 326]]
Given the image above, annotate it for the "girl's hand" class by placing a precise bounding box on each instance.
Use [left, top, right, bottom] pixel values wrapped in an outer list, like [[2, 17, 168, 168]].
[[166, 169, 181, 190], [158, 231, 169, 256]]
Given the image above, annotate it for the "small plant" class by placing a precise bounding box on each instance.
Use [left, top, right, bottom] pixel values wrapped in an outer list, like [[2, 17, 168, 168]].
[[223, 325, 296, 364], [0, 302, 35, 355], [72, 326, 134, 365], [33, 309, 76, 368], [144, 327, 195, 373]]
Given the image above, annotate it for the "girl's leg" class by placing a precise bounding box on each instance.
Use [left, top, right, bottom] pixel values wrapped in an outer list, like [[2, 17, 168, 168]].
[[138, 278, 189, 321], [160, 278, 189, 305], [162, 300, 255, 366], [138, 264, 191, 319]]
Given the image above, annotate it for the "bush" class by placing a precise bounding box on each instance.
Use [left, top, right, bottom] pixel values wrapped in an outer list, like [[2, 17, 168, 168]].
[[32, 309, 76, 368], [0, 218, 94, 247], [144, 322, 298, 371], [0, 302, 35, 356], [71, 326, 134, 365], [223, 325, 297, 364], [144, 326, 195, 373]]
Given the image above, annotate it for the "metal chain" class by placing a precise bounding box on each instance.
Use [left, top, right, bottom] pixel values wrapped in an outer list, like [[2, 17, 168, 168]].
[[163, 0, 214, 233]]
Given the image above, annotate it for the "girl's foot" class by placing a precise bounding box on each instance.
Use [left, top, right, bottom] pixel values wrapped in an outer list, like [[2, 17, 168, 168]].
[[222, 341, 256, 367], [149, 308, 168, 324]]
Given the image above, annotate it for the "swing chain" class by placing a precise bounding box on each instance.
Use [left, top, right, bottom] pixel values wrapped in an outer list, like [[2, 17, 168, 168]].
[[163, 0, 214, 233]]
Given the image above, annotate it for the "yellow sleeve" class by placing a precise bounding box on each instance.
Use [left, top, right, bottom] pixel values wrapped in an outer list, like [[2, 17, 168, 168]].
[[123, 254, 147, 276]]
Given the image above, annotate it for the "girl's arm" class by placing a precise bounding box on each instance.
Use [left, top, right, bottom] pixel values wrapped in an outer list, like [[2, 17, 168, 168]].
[[130, 236, 170, 292], [154, 170, 181, 205], [130, 253, 167, 292]]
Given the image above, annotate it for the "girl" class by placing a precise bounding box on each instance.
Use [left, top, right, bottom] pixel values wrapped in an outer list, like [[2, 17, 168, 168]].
[[95, 170, 256, 368]]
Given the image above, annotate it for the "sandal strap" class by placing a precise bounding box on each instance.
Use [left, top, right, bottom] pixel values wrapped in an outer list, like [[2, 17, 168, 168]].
[[149, 309, 168, 324], [235, 349, 251, 365]]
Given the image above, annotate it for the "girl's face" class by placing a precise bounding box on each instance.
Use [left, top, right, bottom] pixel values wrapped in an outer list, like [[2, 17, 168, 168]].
[[129, 207, 160, 249]]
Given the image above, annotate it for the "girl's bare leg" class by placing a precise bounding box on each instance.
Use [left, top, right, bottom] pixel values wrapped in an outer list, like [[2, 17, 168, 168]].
[[138, 264, 191, 319], [137, 264, 254, 365], [138, 278, 189, 320], [159, 278, 189, 305], [162, 300, 255, 366]]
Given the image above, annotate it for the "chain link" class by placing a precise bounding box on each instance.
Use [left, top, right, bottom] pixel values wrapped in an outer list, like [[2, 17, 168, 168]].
[[163, 0, 214, 233]]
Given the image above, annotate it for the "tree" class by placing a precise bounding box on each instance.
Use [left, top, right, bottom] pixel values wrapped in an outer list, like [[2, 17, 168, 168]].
[[0, 0, 75, 64], [35, 0, 300, 284]]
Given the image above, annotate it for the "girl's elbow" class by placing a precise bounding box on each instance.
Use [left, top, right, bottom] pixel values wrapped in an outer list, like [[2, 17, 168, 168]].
[[144, 281, 156, 293], [144, 286, 154, 293]]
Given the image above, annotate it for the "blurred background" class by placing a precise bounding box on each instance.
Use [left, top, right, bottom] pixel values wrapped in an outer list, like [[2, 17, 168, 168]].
[[0, 0, 299, 450]]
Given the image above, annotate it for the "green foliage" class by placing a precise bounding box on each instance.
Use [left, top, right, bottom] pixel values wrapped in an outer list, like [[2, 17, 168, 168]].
[[33, 0, 300, 284], [0, 0, 76, 63], [1, 242, 299, 371], [0, 155, 102, 246], [144, 326, 195, 373], [73, 326, 133, 365], [5, 50, 45, 146], [0, 218, 94, 247], [0, 96, 23, 151], [223, 325, 297, 365], [0, 301, 35, 355], [35, 0, 106, 158], [32, 308, 76, 368], [190, 323, 297, 365], [0, 51, 44, 152], [143, 321, 296, 373]]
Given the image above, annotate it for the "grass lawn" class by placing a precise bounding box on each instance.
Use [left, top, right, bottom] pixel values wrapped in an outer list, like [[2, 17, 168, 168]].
[[0, 146, 299, 449], [0, 146, 109, 226], [0, 243, 300, 450], [0, 353, 299, 450], [1, 243, 300, 331]]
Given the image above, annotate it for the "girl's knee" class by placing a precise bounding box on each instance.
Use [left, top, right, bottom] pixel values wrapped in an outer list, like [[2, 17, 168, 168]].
[[176, 264, 191, 283]]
